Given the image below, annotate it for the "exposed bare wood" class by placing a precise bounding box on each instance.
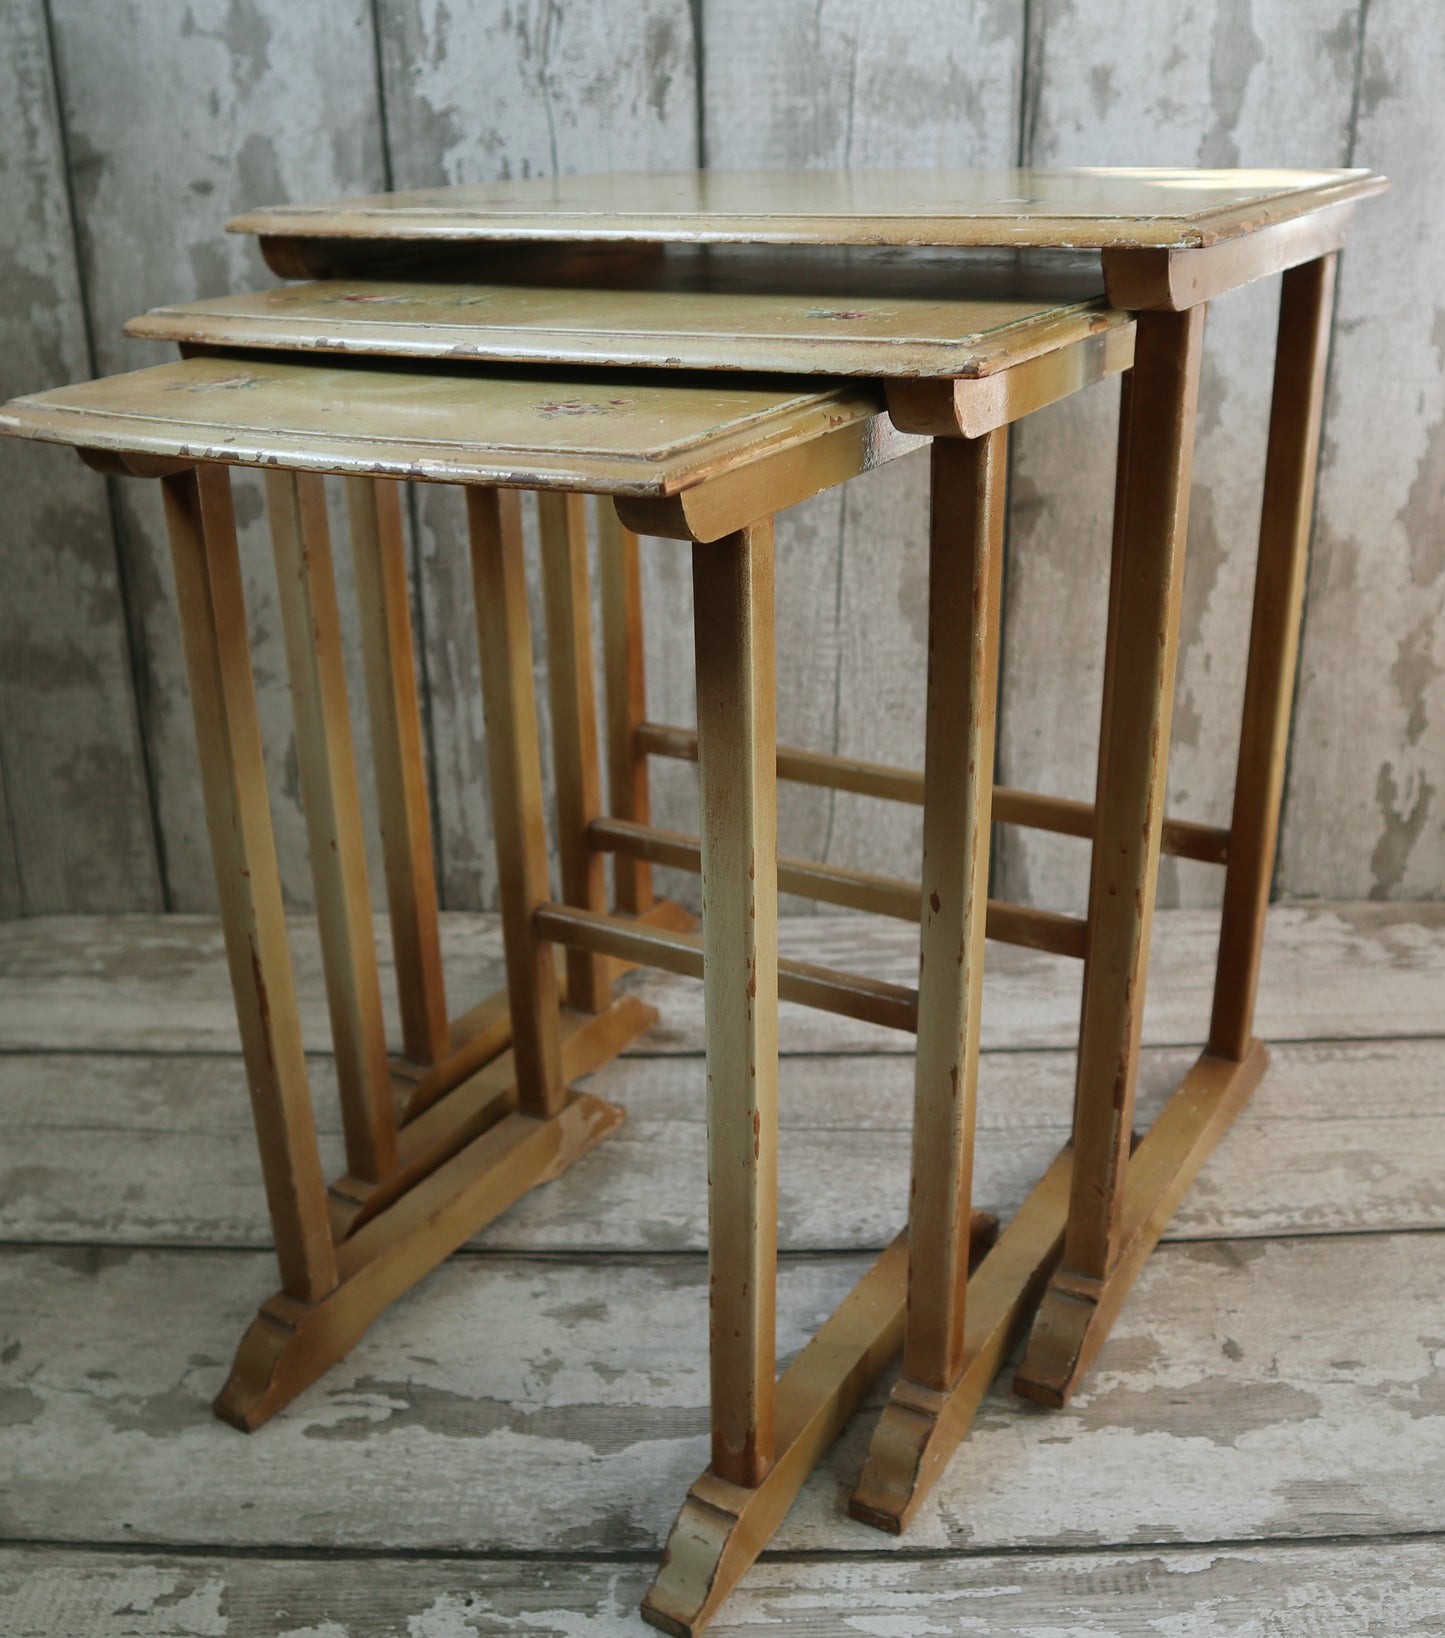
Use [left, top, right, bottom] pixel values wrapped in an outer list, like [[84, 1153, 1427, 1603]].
[[159, 467, 336, 1303], [901, 431, 1006, 1395], [538, 489, 612, 1012], [466, 487, 566, 1118], [598, 506, 654, 913], [589, 816, 1087, 957], [634, 721, 1230, 863], [1211, 256, 1338, 1061], [346, 477, 449, 1066], [267, 470, 394, 1182]]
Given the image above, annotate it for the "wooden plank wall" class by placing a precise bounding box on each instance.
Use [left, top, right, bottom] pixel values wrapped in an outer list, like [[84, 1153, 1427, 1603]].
[[0, 0, 1438, 915]]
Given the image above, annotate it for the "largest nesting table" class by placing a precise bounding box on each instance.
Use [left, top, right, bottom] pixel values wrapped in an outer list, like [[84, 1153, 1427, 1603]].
[[224, 167, 1388, 1426]]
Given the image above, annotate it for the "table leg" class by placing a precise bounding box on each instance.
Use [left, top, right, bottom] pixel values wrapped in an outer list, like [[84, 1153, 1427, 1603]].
[[160, 465, 338, 1305], [269, 470, 395, 1184], [1015, 305, 1208, 1407], [467, 486, 568, 1118], [539, 490, 612, 1013], [347, 476, 450, 1069], [1210, 254, 1339, 1061], [598, 504, 654, 914]]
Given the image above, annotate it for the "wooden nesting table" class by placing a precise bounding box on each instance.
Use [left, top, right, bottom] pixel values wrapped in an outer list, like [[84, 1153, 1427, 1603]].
[[224, 160, 1388, 1519], [3, 164, 1385, 1636], [4, 268, 1138, 1632]]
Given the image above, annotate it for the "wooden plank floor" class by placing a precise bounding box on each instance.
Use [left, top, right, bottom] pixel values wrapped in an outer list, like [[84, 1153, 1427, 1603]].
[[1, 904, 1442, 1636]]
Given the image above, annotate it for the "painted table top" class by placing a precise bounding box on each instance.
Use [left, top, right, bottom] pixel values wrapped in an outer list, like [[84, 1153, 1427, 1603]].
[[0, 354, 921, 495], [230, 167, 1386, 252], [128, 247, 1120, 378]]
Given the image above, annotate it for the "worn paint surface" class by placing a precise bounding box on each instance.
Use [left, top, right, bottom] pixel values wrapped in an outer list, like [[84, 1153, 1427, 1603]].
[[1, 0, 1436, 912], [1001, 0, 1365, 914], [47, 0, 388, 911], [0, 0, 160, 914]]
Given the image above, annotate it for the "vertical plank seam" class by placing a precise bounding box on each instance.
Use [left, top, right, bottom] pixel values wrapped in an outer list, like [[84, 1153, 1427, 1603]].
[[993, 0, 1042, 899], [39, 0, 169, 912], [817, 489, 849, 868], [689, 0, 707, 167], [1272, 0, 1370, 903], [369, 0, 446, 909]]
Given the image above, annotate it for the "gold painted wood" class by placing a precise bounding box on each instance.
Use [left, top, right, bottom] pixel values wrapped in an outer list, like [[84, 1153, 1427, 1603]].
[[587, 816, 1087, 959], [229, 166, 1386, 251], [597, 506, 653, 914], [1013, 1042, 1268, 1409], [0, 355, 903, 501], [1210, 256, 1339, 1062], [634, 721, 1230, 865], [1102, 203, 1353, 311], [126, 251, 1112, 379], [160, 466, 337, 1304], [886, 316, 1133, 436], [538, 490, 612, 1013], [904, 431, 1006, 1392], [467, 487, 566, 1120], [533, 902, 917, 1035], [215, 1086, 630, 1432], [640, 1214, 995, 1638], [1014, 305, 1206, 1406], [267, 470, 396, 1184], [346, 477, 450, 1067], [850, 1148, 1073, 1535], [692, 521, 778, 1489]]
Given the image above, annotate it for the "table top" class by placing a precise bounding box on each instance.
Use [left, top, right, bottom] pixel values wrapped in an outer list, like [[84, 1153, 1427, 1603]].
[[229, 167, 1386, 252], [0, 354, 918, 495], [127, 246, 1120, 378]]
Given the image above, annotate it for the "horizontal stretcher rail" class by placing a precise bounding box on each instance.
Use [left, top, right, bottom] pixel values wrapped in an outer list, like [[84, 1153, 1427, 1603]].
[[532, 903, 919, 1034], [588, 817, 1087, 960], [634, 720, 1230, 867]]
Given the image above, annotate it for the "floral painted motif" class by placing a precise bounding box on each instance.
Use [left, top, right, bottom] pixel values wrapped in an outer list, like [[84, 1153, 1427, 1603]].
[[162, 372, 258, 393], [536, 397, 635, 419], [803, 308, 893, 321]]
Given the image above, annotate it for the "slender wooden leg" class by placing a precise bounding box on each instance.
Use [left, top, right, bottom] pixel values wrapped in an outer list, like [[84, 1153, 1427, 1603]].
[[694, 520, 779, 1488], [598, 504, 653, 913], [848, 430, 1036, 1532], [347, 477, 449, 1068], [161, 466, 337, 1302], [268, 471, 396, 1183], [467, 486, 566, 1119], [538, 490, 612, 1013], [904, 431, 1006, 1390], [1015, 305, 1207, 1407], [1210, 254, 1339, 1061]]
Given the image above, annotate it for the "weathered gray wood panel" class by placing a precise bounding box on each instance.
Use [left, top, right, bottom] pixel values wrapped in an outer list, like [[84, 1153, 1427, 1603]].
[[375, 0, 700, 907], [701, 3, 1024, 895], [47, 0, 389, 911], [0, 0, 160, 915], [3, 1037, 1441, 1251], [2, 1232, 1441, 1554], [7, 1539, 1444, 1637], [1001, 0, 1366, 913], [1283, 0, 1445, 898], [1, 903, 1440, 1055]]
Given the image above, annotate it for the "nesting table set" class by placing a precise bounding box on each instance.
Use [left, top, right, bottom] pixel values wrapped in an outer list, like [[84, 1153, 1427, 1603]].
[[0, 167, 1385, 1634]]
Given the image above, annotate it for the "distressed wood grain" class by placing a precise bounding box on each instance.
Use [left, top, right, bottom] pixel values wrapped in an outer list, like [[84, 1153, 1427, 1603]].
[[701, 1, 1024, 893], [0, 0, 160, 915], [1, 1231, 1441, 1555], [375, 0, 698, 907], [2, 1037, 1442, 1254], [1282, 0, 1445, 899], [0, 904, 1439, 1056], [46, 0, 388, 911], [1002, 0, 1366, 913], [5, 1538, 1444, 1637]]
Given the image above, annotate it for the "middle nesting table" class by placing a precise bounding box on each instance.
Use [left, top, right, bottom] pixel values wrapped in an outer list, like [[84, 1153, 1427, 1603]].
[[120, 260, 1136, 1632]]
